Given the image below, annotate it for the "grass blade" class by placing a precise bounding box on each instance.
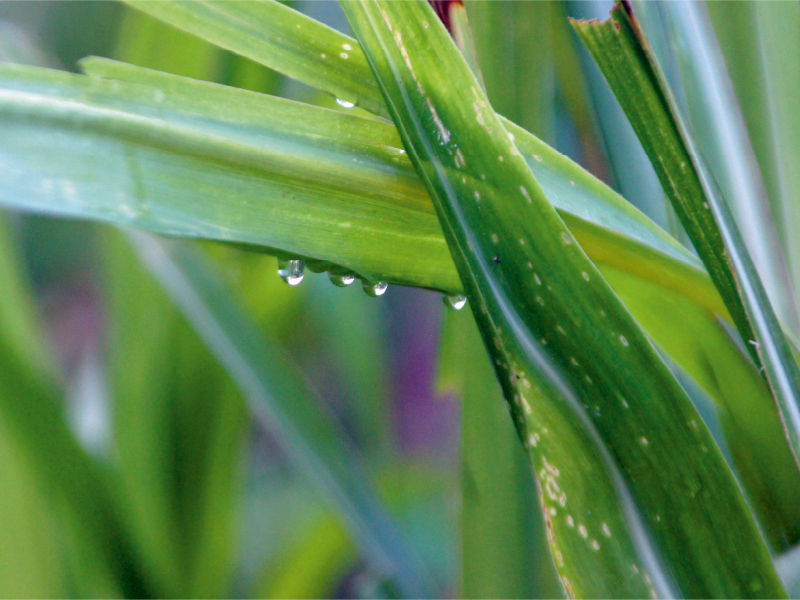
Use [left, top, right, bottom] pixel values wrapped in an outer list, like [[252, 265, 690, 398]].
[[572, 2, 800, 488], [630, 0, 799, 339], [124, 0, 388, 118], [343, 0, 782, 596]]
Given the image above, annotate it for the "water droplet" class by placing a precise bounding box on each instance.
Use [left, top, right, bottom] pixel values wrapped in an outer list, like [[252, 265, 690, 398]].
[[328, 272, 355, 287], [336, 98, 355, 108], [277, 259, 305, 286], [343, 43, 352, 50], [444, 294, 467, 310], [340, 52, 349, 59], [363, 281, 388, 297]]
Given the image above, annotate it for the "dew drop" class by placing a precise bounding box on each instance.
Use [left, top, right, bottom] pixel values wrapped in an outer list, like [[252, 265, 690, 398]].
[[620, 335, 629, 346], [336, 98, 355, 108], [363, 281, 388, 297], [278, 259, 305, 286], [444, 294, 467, 310], [340, 52, 349, 59], [328, 272, 355, 287], [561, 232, 572, 245]]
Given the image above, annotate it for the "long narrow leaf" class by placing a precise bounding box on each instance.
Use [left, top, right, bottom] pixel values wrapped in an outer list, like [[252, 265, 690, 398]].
[[628, 1, 799, 337], [572, 1, 800, 484]]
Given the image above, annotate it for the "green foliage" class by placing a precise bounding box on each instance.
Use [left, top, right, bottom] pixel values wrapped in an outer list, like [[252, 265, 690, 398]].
[[0, 0, 798, 598]]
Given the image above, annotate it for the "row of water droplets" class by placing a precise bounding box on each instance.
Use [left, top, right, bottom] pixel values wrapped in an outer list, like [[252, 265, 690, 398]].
[[277, 259, 466, 308], [331, 98, 462, 306], [277, 258, 387, 297]]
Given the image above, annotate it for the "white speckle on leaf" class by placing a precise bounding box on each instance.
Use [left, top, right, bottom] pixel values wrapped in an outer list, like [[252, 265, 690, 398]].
[[561, 232, 572, 245], [620, 335, 629, 346], [641, 437, 648, 445], [340, 52, 349, 59]]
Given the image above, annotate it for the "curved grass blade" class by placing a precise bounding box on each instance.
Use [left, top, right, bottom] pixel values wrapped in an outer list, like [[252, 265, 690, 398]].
[[572, 1, 800, 484], [127, 232, 431, 598], [3, 59, 798, 546], [124, 0, 389, 118], [629, 0, 799, 339], [343, 0, 782, 596]]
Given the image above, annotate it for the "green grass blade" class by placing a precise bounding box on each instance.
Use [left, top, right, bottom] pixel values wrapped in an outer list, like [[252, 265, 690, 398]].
[[572, 2, 800, 488], [0, 58, 704, 302], [127, 233, 432, 598], [630, 0, 799, 339], [343, 0, 782, 596], [124, 0, 388, 118], [710, 2, 800, 330]]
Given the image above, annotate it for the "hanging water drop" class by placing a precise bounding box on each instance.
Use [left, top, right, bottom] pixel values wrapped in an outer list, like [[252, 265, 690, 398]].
[[336, 98, 355, 108], [444, 294, 467, 310], [277, 259, 305, 286], [328, 271, 355, 287], [363, 281, 388, 297]]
